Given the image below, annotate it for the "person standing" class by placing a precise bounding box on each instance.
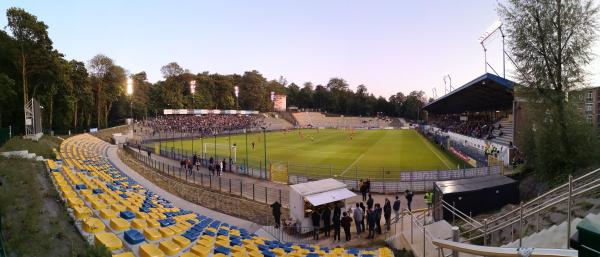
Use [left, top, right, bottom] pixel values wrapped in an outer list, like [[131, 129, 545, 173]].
[[322, 206, 331, 237], [405, 189, 414, 212], [366, 194, 374, 210], [332, 205, 341, 241], [366, 207, 375, 239], [383, 198, 392, 231], [359, 202, 366, 231], [311, 210, 321, 240], [365, 179, 371, 193], [340, 212, 353, 241], [271, 201, 282, 228], [353, 203, 364, 235], [374, 203, 382, 235], [424, 191, 433, 215], [359, 180, 367, 201], [393, 196, 401, 221]]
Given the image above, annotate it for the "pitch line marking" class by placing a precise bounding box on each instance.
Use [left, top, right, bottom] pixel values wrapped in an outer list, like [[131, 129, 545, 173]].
[[418, 133, 452, 169], [339, 153, 365, 177]]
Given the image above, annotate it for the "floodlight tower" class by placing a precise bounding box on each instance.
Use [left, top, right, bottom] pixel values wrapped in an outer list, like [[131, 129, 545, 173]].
[[234, 86, 239, 110], [478, 20, 506, 78], [190, 80, 196, 109], [126, 78, 134, 119], [443, 74, 452, 92]]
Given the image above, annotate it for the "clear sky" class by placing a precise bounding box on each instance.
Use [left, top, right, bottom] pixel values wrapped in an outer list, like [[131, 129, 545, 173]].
[[1, 1, 599, 98]]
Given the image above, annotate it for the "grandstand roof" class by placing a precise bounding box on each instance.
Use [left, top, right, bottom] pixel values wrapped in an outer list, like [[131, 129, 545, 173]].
[[423, 73, 515, 114]]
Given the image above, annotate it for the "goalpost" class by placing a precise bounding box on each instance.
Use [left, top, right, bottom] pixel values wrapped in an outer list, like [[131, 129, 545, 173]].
[[203, 143, 237, 162]]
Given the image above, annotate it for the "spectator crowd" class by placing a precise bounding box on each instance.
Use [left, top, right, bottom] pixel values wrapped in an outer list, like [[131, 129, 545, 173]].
[[139, 114, 264, 136]]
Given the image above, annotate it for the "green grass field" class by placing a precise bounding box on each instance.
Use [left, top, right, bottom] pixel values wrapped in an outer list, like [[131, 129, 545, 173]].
[[152, 129, 466, 179]]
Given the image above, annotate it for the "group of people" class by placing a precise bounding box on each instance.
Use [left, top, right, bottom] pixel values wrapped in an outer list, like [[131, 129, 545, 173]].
[[139, 114, 264, 136], [271, 189, 421, 243], [430, 115, 506, 140], [178, 153, 229, 176]]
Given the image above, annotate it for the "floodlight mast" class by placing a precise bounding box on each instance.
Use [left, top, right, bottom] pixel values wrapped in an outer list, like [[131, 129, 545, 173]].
[[478, 20, 506, 78]]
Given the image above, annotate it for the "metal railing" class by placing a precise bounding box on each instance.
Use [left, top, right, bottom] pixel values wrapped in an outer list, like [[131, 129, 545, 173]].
[[125, 147, 289, 208], [442, 168, 600, 247], [431, 238, 578, 257]]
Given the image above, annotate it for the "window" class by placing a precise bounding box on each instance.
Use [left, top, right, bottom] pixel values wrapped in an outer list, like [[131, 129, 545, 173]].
[[587, 115, 593, 124], [586, 103, 593, 112], [587, 91, 593, 102]]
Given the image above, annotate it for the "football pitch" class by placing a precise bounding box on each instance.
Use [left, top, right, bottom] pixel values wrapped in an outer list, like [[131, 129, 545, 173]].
[[152, 129, 466, 178]]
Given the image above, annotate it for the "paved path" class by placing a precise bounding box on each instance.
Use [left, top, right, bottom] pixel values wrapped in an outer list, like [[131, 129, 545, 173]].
[[106, 145, 263, 232]]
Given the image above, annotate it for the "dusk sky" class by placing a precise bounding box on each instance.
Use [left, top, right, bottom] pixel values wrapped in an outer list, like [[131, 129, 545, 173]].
[[2, 1, 599, 98]]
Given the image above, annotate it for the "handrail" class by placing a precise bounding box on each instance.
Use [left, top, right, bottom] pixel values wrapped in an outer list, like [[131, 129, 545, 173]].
[[459, 169, 600, 237], [432, 238, 577, 257], [441, 200, 482, 227], [480, 168, 600, 226], [461, 178, 600, 242]]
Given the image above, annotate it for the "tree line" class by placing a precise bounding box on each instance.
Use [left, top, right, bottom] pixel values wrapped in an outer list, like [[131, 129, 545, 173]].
[[0, 8, 426, 134]]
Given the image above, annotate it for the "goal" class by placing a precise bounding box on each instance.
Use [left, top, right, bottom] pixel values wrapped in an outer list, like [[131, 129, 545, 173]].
[[203, 143, 237, 162]]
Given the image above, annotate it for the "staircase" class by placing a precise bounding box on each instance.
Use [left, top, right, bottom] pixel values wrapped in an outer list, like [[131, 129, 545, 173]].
[[450, 168, 600, 246], [502, 212, 600, 248], [490, 117, 513, 146]]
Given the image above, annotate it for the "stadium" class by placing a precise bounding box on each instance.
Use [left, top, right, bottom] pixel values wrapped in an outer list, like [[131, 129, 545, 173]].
[[1, 2, 600, 257]]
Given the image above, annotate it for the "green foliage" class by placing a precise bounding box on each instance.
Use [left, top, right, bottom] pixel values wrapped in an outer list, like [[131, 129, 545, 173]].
[[80, 244, 111, 257]]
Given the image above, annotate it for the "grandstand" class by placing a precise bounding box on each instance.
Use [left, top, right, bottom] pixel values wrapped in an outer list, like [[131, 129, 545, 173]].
[[422, 73, 517, 167], [46, 134, 393, 257], [292, 112, 392, 129]]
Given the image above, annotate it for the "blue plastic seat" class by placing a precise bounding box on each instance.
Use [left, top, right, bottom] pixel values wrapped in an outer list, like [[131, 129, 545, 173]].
[[124, 229, 145, 244]]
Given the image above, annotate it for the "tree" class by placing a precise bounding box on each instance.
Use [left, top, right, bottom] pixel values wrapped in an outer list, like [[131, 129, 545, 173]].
[[160, 62, 185, 78], [5, 8, 52, 114], [500, 0, 600, 178], [0, 74, 16, 127]]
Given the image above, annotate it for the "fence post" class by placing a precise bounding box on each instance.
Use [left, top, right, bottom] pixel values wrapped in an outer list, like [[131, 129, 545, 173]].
[[240, 180, 243, 197], [423, 223, 426, 257], [410, 213, 414, 244], [452, 226, 459, 257], [483, 219, 488, 246], [382, 167, 385, 193], [229, 179, 232, 194], [253, 184, 255, 201], [279, 189, 282, 204], [265, 187, 268, 203], [519, 201, 523, 247], [201, 173, 203, 186], [567, 175, 572, 249], [219, 177, 222, 192]]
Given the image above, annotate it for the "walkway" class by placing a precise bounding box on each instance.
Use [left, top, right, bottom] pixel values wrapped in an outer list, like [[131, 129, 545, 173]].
[[106, 145, 263, 232]]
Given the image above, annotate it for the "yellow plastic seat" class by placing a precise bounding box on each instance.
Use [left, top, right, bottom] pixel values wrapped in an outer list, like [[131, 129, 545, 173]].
[[94, 232, 123, 251], [172, 235, 191, 248], [190, 245, 210, 257], [139, 243, 166, 257], [143, 228, 162, 241], [112, 252, 135, 257], [109, 217, 130, 231], [132, 218, 147, 229], [91, 200, 107, 210], [100, 208, 118, 219], [159, 240, 181, 256], [158, 227, 174, 237], [181, 252, 199, 257], [111, 203, 126, 212], [83, 218, 105, 233], [67, 197, 84, 207], [73, 206, 92, 219], [214, 254, 228, 257], [147, 219, 160, 228]]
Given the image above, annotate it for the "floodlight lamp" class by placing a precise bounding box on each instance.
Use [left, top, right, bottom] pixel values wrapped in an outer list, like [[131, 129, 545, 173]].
[[126, 78, 133, 95]]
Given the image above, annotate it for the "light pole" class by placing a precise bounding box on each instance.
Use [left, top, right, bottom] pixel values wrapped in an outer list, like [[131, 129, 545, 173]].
[[234, 86, 239, 110], [261, 126, 267, 179], [245, 129, 249, 173], [190, 80, 196, 109], [126, 78, 134, 131], [270, 91, 275, 111]]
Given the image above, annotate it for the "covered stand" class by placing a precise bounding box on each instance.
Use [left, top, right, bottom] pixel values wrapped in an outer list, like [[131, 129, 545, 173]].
[[433, 175, 519, 222], [289, 179, 356, 229]]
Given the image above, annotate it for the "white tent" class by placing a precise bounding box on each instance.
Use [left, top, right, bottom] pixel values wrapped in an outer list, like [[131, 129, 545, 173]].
[[288, 179, 356, 228]]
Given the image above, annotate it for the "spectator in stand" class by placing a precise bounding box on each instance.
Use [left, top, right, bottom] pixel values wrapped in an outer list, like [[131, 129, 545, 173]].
[[365, 179, 371, 193], [359, 180, 367, 201]]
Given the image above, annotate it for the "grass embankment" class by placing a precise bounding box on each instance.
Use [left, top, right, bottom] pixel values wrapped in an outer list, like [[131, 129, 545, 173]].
[[0, 136, 109, 256]]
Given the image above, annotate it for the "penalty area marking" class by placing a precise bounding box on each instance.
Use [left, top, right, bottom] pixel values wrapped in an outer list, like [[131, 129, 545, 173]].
[[338, 153, 365, 177]]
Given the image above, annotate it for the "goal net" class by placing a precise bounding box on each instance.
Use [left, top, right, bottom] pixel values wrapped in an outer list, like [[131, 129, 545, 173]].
[[203, 143, 237, 162]]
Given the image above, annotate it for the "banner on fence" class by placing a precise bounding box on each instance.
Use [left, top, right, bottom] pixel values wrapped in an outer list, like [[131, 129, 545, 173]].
[[269, 161, 289, 183]]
